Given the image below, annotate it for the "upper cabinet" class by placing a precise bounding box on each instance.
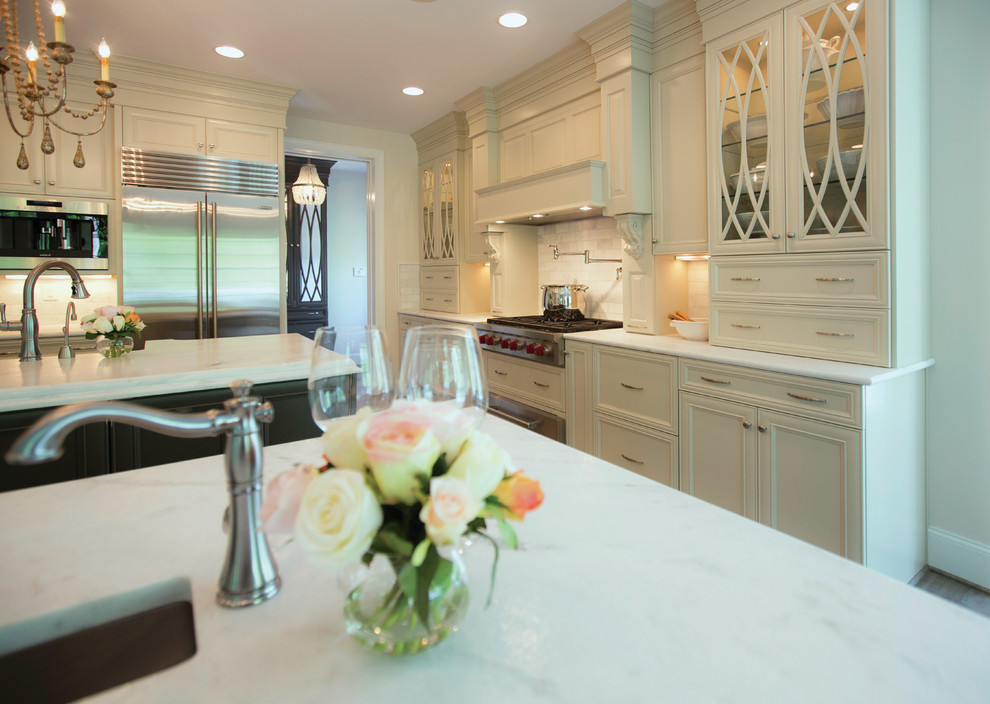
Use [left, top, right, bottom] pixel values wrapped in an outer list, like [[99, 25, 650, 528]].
[[709, 0, 883, 255], [0, 102, 114, 198], [122, 108, 279, 164], [419, 153, 458, 265]]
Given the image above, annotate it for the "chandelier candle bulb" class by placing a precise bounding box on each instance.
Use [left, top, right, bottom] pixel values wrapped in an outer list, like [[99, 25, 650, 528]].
[[51, 1, 65, 43], [98, 39, 110, 81], [25, 42, 38, 84]]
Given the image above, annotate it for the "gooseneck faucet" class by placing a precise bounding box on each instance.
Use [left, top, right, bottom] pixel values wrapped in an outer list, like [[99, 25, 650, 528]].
[[5, 380, 281, 609], [58, 301, 77, 360], [0, 259, 91, 363]]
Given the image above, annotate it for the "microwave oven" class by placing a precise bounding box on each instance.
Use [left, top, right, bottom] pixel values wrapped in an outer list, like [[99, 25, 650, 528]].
[[0, 196, 109, 270]]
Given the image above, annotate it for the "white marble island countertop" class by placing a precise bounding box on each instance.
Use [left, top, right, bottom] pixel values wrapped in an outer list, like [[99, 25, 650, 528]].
[[0, 334, 313, 413], [0, 417, 987, 702]]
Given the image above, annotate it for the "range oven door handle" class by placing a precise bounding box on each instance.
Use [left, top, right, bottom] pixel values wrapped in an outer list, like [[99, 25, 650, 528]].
[[488, 406, 545, 431]]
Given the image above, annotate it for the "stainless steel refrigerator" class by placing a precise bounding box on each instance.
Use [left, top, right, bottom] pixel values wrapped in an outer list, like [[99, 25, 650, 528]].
[[120, 148, 281, 341]]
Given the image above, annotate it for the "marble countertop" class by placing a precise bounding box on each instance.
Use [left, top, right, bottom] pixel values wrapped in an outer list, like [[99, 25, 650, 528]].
[[0, 334, 314, 413], [0, 417, 987, 702], [564, 328, 934, 386]]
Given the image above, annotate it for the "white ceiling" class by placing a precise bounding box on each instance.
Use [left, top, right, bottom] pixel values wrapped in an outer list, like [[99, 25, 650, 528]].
[[31, 0, 670, 135]]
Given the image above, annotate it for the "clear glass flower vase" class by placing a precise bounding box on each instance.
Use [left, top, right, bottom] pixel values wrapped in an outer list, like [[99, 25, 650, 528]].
[[342, 549, 469, 655], [97, 336, 133, 358]]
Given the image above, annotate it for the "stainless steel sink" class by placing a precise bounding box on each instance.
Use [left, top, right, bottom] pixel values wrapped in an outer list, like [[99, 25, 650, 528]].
[[0, 577, 196, 702]]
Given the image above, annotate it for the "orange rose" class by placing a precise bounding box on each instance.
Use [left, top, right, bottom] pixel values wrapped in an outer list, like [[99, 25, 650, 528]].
[[125, 311, 141, 323], [493, 471, 543, 521]]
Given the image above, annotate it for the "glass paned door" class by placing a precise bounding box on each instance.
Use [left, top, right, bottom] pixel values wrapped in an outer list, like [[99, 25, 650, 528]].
[[421, 165, 436, 260], [438, 158, 455, 260], [712, 20, 782, 253], [790, 0, 875, 249]]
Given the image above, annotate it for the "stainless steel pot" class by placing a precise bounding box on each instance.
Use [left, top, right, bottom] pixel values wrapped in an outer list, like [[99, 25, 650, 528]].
[[541, 284, 588, 318]]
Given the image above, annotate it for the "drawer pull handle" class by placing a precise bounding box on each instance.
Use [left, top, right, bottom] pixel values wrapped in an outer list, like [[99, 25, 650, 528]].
[[620, 382, 644, 390], [742, 421, 752, 429], [816, 331, 854, 338], [730, 276, 761, 281], [731, 324, 761, 329], [787, 392, 827, 403], [620, 453, 644, 465], [494, 370, 508, 376], [443, 275, 453, 280], [700, 376, 731, 385], [533, 381, 550, 388], [816, 277, 854, 282]]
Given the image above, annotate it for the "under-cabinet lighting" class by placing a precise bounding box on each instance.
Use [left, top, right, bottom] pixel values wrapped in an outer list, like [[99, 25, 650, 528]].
[[579, 206, 593, 211], [498, 12, 528, 28], [495, 220, 505, 224], [851, 143, 863, 149], [402, 87, 424, 96], [531, 213, 545, 218], [215, 46, 244, 59], [675, 254, 711, 262]]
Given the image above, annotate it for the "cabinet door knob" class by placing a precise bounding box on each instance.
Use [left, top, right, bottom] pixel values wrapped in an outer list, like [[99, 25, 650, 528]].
[[48, 180, 55, 186], [209, 144, 215, 150], [33, 179, 42, 185], [771, 233, 781, 240], [197, 142, 204, 149], [786, 232, 796, 239], [758, 425, 767, 433], [742, 421, 752, 429]]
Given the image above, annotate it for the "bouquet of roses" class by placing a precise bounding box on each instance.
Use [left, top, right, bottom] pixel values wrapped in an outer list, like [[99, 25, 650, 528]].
[[260, 401, 543, 649], [80, 305, 146, 341]]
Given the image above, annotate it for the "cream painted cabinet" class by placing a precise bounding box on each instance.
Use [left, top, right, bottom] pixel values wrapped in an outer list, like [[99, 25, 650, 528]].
[[0, 103, 114, 198], [122, 108, 279, 163]]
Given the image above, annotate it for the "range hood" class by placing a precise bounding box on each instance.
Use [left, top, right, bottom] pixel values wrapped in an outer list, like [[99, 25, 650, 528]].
[[475, 160, 606, 226]]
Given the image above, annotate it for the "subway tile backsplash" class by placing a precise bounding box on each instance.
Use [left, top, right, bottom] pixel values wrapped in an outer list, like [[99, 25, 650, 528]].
[[538, 217, 623, 321]]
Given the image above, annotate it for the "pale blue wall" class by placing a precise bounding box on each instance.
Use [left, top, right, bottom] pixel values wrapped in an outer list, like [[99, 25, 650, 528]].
[[325, 163, 369, 327]]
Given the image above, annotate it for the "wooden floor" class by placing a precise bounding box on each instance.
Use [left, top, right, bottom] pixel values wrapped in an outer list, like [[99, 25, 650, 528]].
[[910, 567, 990, 619]]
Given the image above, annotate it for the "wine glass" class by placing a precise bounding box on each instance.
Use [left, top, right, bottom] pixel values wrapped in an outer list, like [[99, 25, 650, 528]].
[[397, 325, 488, 437], [308, 325, 394, 431]]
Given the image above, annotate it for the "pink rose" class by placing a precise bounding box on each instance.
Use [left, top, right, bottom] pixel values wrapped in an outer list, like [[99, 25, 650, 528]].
[[357, 408, 441, 504], [260, 463, 318, 535], [419, 476, 482, 545]]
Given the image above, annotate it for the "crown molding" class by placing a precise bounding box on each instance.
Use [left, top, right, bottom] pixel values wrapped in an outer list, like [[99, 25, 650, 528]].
[[577, 0, 656, 80], [455, 87, 497, 139], [411, 111, 468, 154]]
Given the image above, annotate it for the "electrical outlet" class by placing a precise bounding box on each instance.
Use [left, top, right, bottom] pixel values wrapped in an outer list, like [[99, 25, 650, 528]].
[[43, 282, 58, 302], [353, 267, 367, 277]]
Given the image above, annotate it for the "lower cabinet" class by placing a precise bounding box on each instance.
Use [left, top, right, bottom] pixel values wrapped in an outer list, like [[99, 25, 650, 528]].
[[595, 414, 677, 487], [0, 379, 319, 492]]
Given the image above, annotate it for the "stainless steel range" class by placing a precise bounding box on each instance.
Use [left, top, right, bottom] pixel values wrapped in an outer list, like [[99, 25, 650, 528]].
[[476, 315, 623, 367], [477, 315, 623, 442]]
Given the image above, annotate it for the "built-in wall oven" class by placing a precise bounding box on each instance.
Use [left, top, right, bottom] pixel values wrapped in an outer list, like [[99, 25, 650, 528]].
[[0, 196, 109, 270], [476, 315, 622, 442]]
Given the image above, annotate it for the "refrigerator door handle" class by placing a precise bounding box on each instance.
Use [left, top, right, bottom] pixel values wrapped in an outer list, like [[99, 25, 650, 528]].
[[196, 200, 204, 339], [211, 202, 219, 338]]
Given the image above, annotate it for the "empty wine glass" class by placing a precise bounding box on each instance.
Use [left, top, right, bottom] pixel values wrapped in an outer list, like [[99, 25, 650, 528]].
[[308, 325, 394, 431], [397, 325, 488, 439]]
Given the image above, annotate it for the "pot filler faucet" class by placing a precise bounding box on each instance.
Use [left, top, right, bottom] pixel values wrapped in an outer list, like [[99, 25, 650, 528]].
[[5, 380, 281, 609], [0, 259, 91, 362]]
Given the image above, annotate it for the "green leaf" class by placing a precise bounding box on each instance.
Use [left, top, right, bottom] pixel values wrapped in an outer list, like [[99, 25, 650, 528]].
[[398, 561, 417, 599], [473, 531, 501, 609], [410, 538, 430, 567], [372, 526, 414, 557], [432, 556, 453, 593], [497, 519, 518, 549], [466, 516, 487, 532], [415, 545, 440, 626], [432, 452, 449, 477]]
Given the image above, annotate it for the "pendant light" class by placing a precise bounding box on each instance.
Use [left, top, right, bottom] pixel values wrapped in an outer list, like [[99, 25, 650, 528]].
[[291, 162, 327, 206]]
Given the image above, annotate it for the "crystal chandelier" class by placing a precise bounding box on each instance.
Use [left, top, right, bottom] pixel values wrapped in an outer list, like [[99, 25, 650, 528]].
[[0, 0, 114, 170], [291, 162, 327, 206]]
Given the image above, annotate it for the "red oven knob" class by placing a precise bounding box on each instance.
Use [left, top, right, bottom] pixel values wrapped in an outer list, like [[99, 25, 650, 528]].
[[500, 339, 510, 349], [483, 335, 494, 345], [534, 345, 547, 357], [478, 334, 486, 345], [509, 340, 521, 351], [525, 343, 535, 354]]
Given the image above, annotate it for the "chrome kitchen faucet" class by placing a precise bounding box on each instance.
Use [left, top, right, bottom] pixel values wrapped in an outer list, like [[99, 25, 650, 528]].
[[5, 380, 282, 609], [0, 259, 91, 362]]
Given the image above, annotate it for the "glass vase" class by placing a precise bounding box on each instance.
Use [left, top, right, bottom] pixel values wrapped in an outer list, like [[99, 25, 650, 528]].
[[97, 336, 133, 358], [342, 549, 469, 655]]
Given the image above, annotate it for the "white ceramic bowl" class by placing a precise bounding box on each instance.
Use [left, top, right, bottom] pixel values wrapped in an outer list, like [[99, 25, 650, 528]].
[[725, 114, 767, 141], [670, 319, 709, 341], [816, 88, 865, 121], [815, 150, 862, 182]]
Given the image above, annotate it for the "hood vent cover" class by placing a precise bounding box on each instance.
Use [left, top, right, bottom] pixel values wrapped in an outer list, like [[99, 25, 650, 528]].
[[475, 160, 605, 226]]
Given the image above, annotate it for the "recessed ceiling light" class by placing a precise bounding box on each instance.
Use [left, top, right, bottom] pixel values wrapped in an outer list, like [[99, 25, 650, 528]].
[[531, 213, 545, 218], [215, 46, 244, 59], [402, 86, 425, 96], [499, 12, 528, 28]]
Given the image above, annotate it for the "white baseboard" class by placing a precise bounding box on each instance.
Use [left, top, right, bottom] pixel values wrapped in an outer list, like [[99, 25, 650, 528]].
[[928, 527, 990, 590]]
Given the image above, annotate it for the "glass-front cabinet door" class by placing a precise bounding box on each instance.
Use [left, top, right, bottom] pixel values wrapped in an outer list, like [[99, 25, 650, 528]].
[[709, 18, 785, 254], [785, 0, 884, 251], [421, 156, 457, 264], [421, 163, 437, 261]]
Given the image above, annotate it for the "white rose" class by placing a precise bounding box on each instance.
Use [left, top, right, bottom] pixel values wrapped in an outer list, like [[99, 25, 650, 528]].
[[295, 469, 382, 567], [112, 314, 126, 331], [94, 317, 113, 334], [419, 476, 482, 545], [357, 408, 441, 504], [320, 406, 372, 469], [447, 431, 512, 499], [135, 321, 147, 331]]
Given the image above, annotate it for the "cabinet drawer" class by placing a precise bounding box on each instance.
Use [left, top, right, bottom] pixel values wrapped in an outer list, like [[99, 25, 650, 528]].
[[710, 252, 887, 307], [420, 266, 458, 291], [421, 289, 458, 313], [594, 346, 676, 433], [486, 353, 564, 413], [679, 359, 862, 428], [710, 302, 889, 367], [595, 414, 677, 487]]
